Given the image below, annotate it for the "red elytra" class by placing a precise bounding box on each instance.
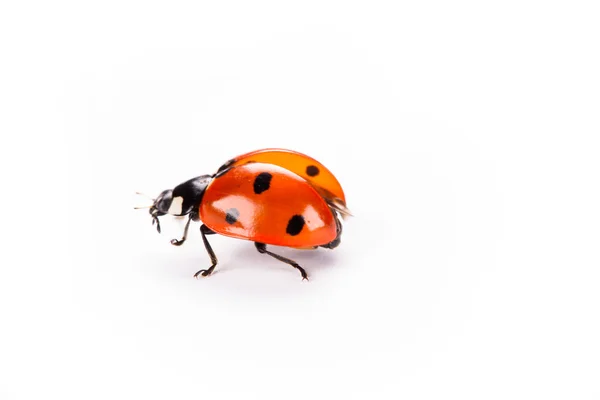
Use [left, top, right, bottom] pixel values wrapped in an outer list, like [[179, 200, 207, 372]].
[[201, 161, 338, 248]]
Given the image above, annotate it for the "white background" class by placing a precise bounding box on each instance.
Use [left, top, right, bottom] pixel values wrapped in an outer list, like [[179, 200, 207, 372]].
[[1, 1, 599, 399]]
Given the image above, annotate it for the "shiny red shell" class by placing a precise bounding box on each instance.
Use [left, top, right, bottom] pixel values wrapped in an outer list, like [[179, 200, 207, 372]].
[[217, 148, 347, 207], [200, 162, 337, 247]]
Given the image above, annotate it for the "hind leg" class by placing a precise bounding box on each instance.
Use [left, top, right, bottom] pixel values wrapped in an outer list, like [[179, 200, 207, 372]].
[[255, 243, 309, 280], [320, 210, 342, 249]]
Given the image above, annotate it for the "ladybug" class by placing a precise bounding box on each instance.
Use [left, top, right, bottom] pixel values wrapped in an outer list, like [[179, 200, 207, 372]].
[[138, 148, 351, 280]]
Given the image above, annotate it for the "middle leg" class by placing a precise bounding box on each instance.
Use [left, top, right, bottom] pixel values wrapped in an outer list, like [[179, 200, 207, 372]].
[[194, 224, 219, 279]]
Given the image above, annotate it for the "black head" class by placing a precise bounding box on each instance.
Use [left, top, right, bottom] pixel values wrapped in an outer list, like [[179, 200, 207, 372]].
[[147, 175, 212, 233]]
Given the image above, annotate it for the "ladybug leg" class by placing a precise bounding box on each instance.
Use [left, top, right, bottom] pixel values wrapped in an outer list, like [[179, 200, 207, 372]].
[[194, 224, 219, 279], [170, 215, 192, 246], [170, 211, 199, 246], [255, 243, 309, 281], [320, 210, 342, 250]]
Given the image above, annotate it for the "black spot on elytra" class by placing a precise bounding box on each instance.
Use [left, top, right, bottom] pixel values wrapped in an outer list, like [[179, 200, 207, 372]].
[[225, 208, 239, 224], [253, 172, 272, 194], [306, 165, 320, 177], [286, 215, 305, 236]]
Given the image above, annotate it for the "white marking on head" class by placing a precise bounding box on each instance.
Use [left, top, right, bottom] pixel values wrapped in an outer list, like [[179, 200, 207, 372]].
[[168, 196, 184, 215]]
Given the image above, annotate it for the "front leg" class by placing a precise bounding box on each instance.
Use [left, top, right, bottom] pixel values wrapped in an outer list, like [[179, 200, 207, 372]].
[[170, 214, 193, 246]]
